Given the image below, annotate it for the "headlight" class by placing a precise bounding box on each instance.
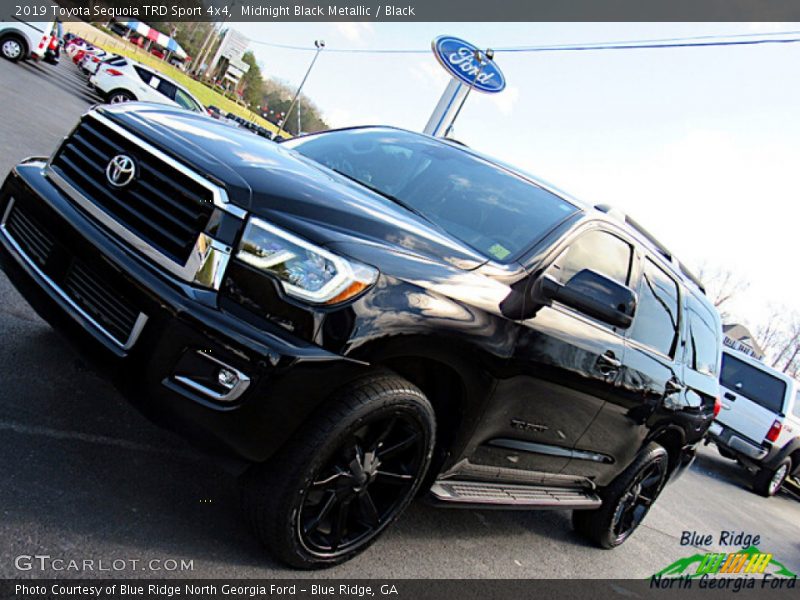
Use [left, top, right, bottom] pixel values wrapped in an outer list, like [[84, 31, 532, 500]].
[[236, 217, 378, 305]]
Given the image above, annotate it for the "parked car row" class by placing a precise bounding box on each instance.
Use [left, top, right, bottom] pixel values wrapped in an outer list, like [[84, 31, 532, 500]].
[[66, 43, 282, 141], [224, 112, 279, 140]]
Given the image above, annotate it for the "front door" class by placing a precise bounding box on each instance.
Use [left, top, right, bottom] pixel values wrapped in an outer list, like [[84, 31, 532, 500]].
[[479, 227, 635, 476]]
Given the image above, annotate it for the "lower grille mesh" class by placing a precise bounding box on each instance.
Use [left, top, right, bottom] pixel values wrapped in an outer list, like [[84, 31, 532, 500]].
[[4, 201, 145, 348], [64, 262, 141, 345]]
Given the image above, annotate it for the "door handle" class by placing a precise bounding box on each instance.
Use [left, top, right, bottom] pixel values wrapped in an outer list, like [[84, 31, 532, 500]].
[[597, 352, 622, 369], [665, 380, 685, 394], [724, 392, 736, 401]]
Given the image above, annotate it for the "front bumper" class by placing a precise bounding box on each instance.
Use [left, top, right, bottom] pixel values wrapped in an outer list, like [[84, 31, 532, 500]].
[[0, 161, 365, 462]]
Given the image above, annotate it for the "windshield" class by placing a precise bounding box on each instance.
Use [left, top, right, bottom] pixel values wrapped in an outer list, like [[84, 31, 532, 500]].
[[285, 129, 579, 262]]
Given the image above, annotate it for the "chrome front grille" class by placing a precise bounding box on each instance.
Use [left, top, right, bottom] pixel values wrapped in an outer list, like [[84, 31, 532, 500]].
[[45, 110, 245, 290], [50, 116, 214, 263]]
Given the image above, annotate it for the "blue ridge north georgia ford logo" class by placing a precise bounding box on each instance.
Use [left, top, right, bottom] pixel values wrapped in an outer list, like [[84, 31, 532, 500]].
[[432, 35, 506, 94]]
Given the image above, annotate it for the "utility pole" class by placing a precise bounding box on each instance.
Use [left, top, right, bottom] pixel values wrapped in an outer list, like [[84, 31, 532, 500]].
[[191, 23, 217, 76], [277, 39, 324, 138]]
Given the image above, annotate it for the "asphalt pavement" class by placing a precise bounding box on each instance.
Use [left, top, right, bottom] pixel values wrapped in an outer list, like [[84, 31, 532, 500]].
[[0, 56, 798, 580]]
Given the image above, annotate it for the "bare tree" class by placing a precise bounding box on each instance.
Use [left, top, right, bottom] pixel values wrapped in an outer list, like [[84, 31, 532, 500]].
[[757, 306, 787, 358], [756, 308, 800, 377], [697, 264, 750, 321]]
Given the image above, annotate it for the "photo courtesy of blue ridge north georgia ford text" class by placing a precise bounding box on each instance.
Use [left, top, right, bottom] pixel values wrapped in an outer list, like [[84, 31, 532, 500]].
[[0, 0, 798, 597]]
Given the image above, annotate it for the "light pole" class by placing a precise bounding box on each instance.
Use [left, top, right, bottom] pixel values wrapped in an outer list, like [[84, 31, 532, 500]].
[[277, 39, 325, 138], [444, 47, 494, 139]]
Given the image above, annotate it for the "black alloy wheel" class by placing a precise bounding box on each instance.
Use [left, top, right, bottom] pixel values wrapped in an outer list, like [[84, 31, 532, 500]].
[[573, 443, 668, 548], [298, 413, 427, 556], [609, 458, 666, 544], [242, 374, 436, 569]]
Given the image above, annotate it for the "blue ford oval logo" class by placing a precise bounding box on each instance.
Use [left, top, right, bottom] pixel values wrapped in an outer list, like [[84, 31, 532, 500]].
[[432, 35, 506, 94]]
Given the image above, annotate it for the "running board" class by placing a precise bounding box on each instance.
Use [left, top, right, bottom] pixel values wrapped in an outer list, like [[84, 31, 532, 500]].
[[430, 480, 602, 509]]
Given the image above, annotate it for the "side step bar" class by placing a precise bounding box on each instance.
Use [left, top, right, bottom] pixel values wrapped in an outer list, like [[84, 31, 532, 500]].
[[430, 480, 602, 510]]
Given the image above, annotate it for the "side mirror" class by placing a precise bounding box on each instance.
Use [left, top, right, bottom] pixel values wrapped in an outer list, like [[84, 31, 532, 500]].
[[538, 269, 636, 329]]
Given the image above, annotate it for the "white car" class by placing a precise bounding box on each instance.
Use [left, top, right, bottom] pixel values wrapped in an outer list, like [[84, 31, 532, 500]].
[[707, 348, 800, 497], [90, 59, 205, 113], [0, 20, 55, 62], [79, 50, 117, 75]]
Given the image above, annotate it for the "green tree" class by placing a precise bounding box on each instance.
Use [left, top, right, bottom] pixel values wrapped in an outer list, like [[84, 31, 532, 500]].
[[240, 51, 265, 110]]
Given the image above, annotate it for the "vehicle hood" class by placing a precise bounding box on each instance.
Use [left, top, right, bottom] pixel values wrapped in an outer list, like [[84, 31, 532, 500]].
[[99, 104, 488, 270]]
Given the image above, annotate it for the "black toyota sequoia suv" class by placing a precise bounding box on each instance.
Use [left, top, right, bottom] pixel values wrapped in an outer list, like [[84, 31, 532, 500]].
[[0, 104, 722, 568]]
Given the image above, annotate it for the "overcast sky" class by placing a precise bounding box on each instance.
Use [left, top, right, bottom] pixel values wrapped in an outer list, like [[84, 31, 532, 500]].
[[233, 21, 800, 331]]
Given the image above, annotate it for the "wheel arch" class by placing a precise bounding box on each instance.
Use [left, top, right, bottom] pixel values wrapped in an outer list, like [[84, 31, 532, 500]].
[[380, 354, 468, 474], [766, 436, 800, 471], [647, 425, 687, 476], [350, 335, 500, 474], [106, 88, 136, 102], [0, 30, 30, 58]]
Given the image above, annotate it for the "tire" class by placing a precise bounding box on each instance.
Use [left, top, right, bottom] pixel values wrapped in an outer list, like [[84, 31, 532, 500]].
[[573, 443, 669, 548], [241, 373, 436, 569], [753, 459, 791, 497], [107, 90, 135, 104], [0, 35, 26, 62]]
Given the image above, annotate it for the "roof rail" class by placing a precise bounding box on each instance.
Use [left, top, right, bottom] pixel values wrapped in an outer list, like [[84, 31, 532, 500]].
[[594, 204, 706, 294]]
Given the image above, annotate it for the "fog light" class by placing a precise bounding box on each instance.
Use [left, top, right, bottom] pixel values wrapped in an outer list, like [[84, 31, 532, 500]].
[[170, 350, 251, 403], [217, 367, 239, 390]]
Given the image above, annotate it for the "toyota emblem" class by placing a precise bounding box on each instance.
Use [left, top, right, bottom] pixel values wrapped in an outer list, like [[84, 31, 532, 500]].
[[106, 154, 136, 188]]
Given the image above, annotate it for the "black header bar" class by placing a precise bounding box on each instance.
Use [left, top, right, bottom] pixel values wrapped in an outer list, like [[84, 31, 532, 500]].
[[4, 0, 800, 22]]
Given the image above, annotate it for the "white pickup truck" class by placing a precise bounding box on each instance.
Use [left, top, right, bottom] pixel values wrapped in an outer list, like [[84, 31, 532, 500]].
[[0, 19, 55, 62], [707, 348, 800, 497]]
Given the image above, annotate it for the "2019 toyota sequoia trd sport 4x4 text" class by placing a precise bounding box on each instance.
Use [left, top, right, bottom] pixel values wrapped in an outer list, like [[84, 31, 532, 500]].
[[0, 104, 723, 568]]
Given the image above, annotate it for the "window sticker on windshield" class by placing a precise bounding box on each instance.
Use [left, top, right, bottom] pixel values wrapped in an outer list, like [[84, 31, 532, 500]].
[[488, 243, 511, 260]]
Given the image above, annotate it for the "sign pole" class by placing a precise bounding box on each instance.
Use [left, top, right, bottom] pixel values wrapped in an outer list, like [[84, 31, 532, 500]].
[[423, 79, 468, 137], [443, 48, 494, 138]]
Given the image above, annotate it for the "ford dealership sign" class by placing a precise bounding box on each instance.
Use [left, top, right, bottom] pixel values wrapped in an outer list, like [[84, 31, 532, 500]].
[[432, 35, 505, 94]]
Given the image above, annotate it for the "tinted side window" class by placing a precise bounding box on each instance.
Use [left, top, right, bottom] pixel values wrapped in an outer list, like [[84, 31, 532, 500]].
[[174, 88, 202, 112], [720, 353, 786, 414], [134, 67, 152, 84], [156, 79, 178, 101], [549, 230, 632, 286], [686, 295, 720, 376], [630, 258, 680, 357]]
